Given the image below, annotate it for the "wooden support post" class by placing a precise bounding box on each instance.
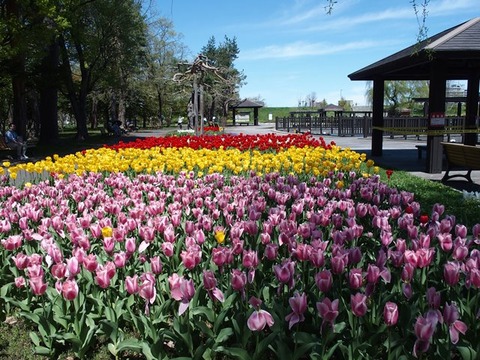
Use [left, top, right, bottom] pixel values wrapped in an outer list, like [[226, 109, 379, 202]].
[[371, 78, 384, 156], [426, 61, 446, 174], [464, 72, 479, 146]]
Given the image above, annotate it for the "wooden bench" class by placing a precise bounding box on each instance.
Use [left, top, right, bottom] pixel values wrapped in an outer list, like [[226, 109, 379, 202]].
[[441, 142, 480, 183], [415, 145, 427, 159], [0, 135, 14, 160]]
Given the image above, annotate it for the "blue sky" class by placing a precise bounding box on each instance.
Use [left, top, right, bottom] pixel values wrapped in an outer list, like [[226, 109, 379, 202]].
[[155, 0, 476, 107]]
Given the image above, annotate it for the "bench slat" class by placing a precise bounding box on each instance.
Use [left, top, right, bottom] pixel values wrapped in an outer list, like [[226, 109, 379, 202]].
[[441, 142, 480, 183]]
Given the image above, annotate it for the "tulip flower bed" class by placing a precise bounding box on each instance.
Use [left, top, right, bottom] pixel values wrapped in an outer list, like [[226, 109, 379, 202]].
[[0, 133, 479, 359]]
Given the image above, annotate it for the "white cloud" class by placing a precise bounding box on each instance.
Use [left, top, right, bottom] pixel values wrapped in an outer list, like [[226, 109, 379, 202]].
[[240, 40, 388, 61]]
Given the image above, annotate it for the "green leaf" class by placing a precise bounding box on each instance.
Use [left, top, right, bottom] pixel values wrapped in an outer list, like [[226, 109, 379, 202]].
[[292, 343, 315, 360], [215, 346, 251, 360], [34, 346, 54, 356], [323, 341, 341, 359], [191, 305, 215, 323], [458, 346, 478, 360], [255, 332, 277, 357], [114, 338, 145, 353], [193, 318, 214, 339], [108, 343, 117, 356], [215, 327, 233, 344], [29, 331, 40, 346]]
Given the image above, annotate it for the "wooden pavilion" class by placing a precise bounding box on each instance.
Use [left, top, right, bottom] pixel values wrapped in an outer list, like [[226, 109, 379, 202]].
[[231, 99, 263, 125], [349, 17, 480, 173]]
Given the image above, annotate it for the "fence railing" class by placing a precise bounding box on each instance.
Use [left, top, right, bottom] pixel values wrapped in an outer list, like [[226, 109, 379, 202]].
[[275, 116, 471, 140]]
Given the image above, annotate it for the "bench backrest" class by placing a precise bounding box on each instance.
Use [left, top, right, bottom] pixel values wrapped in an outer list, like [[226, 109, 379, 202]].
[[0, 133, 10, 151], [441, 142, 480, 170]]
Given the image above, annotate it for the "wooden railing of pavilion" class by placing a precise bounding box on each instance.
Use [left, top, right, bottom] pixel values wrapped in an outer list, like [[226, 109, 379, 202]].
[[275, 116, 471, 142]]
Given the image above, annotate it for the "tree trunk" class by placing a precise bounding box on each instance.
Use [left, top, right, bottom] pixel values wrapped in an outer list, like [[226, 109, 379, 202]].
[[157, 89, 164, 127], [39, 41, 60, 145], [59, 35, 89, 140], [6, 0, 28, 138]]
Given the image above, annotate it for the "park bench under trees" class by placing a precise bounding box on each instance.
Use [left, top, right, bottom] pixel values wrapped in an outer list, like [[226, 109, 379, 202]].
[[441, 142, 480, 183]]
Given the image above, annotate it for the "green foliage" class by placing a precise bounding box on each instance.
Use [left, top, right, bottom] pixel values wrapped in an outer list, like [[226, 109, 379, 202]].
[[381, 169, 480, 227]]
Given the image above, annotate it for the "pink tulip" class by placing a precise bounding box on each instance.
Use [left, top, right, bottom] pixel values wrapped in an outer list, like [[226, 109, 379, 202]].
[[366, 264, 381, 284], [66, 257, 80, 278], [163, 224, 175, 243], [203, 270, 224, 302], [444, 261, 460, 286], [29, 276, 47, 296], [212, 247, 228, 267], [15, 276, 26, 288], [139, 272, 157, 314], [285, 292, 307, 329], [150, 256, 162, 274], [443, 302, 467, 344], [247, 296, 274, 331], [125, 275, 139, 294], [426, 287, 441, 309], [273, 259, 295, 288], [125, 237, 136, 254], [349, 268, 363, 289], [12, 253, 29, 270], [27, 264, 44, 279], [315, 270, 333, 293], [417, 311, 439, 341], [470, 268, 480, 288], [383, 302, 399, 326], [455, 224, 467, 238], [402, 283, 413, 299], [437, 233, 453, 252], [331, 254, 347, 274], [168, 273, 182, 301], [61, 279, 79, 301], [103, 237, 115, 254], [264, 243, 278, 261], [82, 254, 98, 272], [231, 269, 247, 298], [401, 263, 415, 283], [180, 249, 200, 270], [178, 278, 195, 315], [242, 250, 259, 269], [350, 293, 368, 317], [317, 297, 339, 325], [413, 312, 439, 357], [51, 263, 67, 280], [1, 235, 23, 251], [473, 223, 480, 241], [95, 268, 111, 289], [247, 310, 274, 331]]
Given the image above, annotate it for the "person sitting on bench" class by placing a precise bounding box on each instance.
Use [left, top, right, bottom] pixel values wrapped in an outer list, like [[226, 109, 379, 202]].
[[5, 123, 28, 160]]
